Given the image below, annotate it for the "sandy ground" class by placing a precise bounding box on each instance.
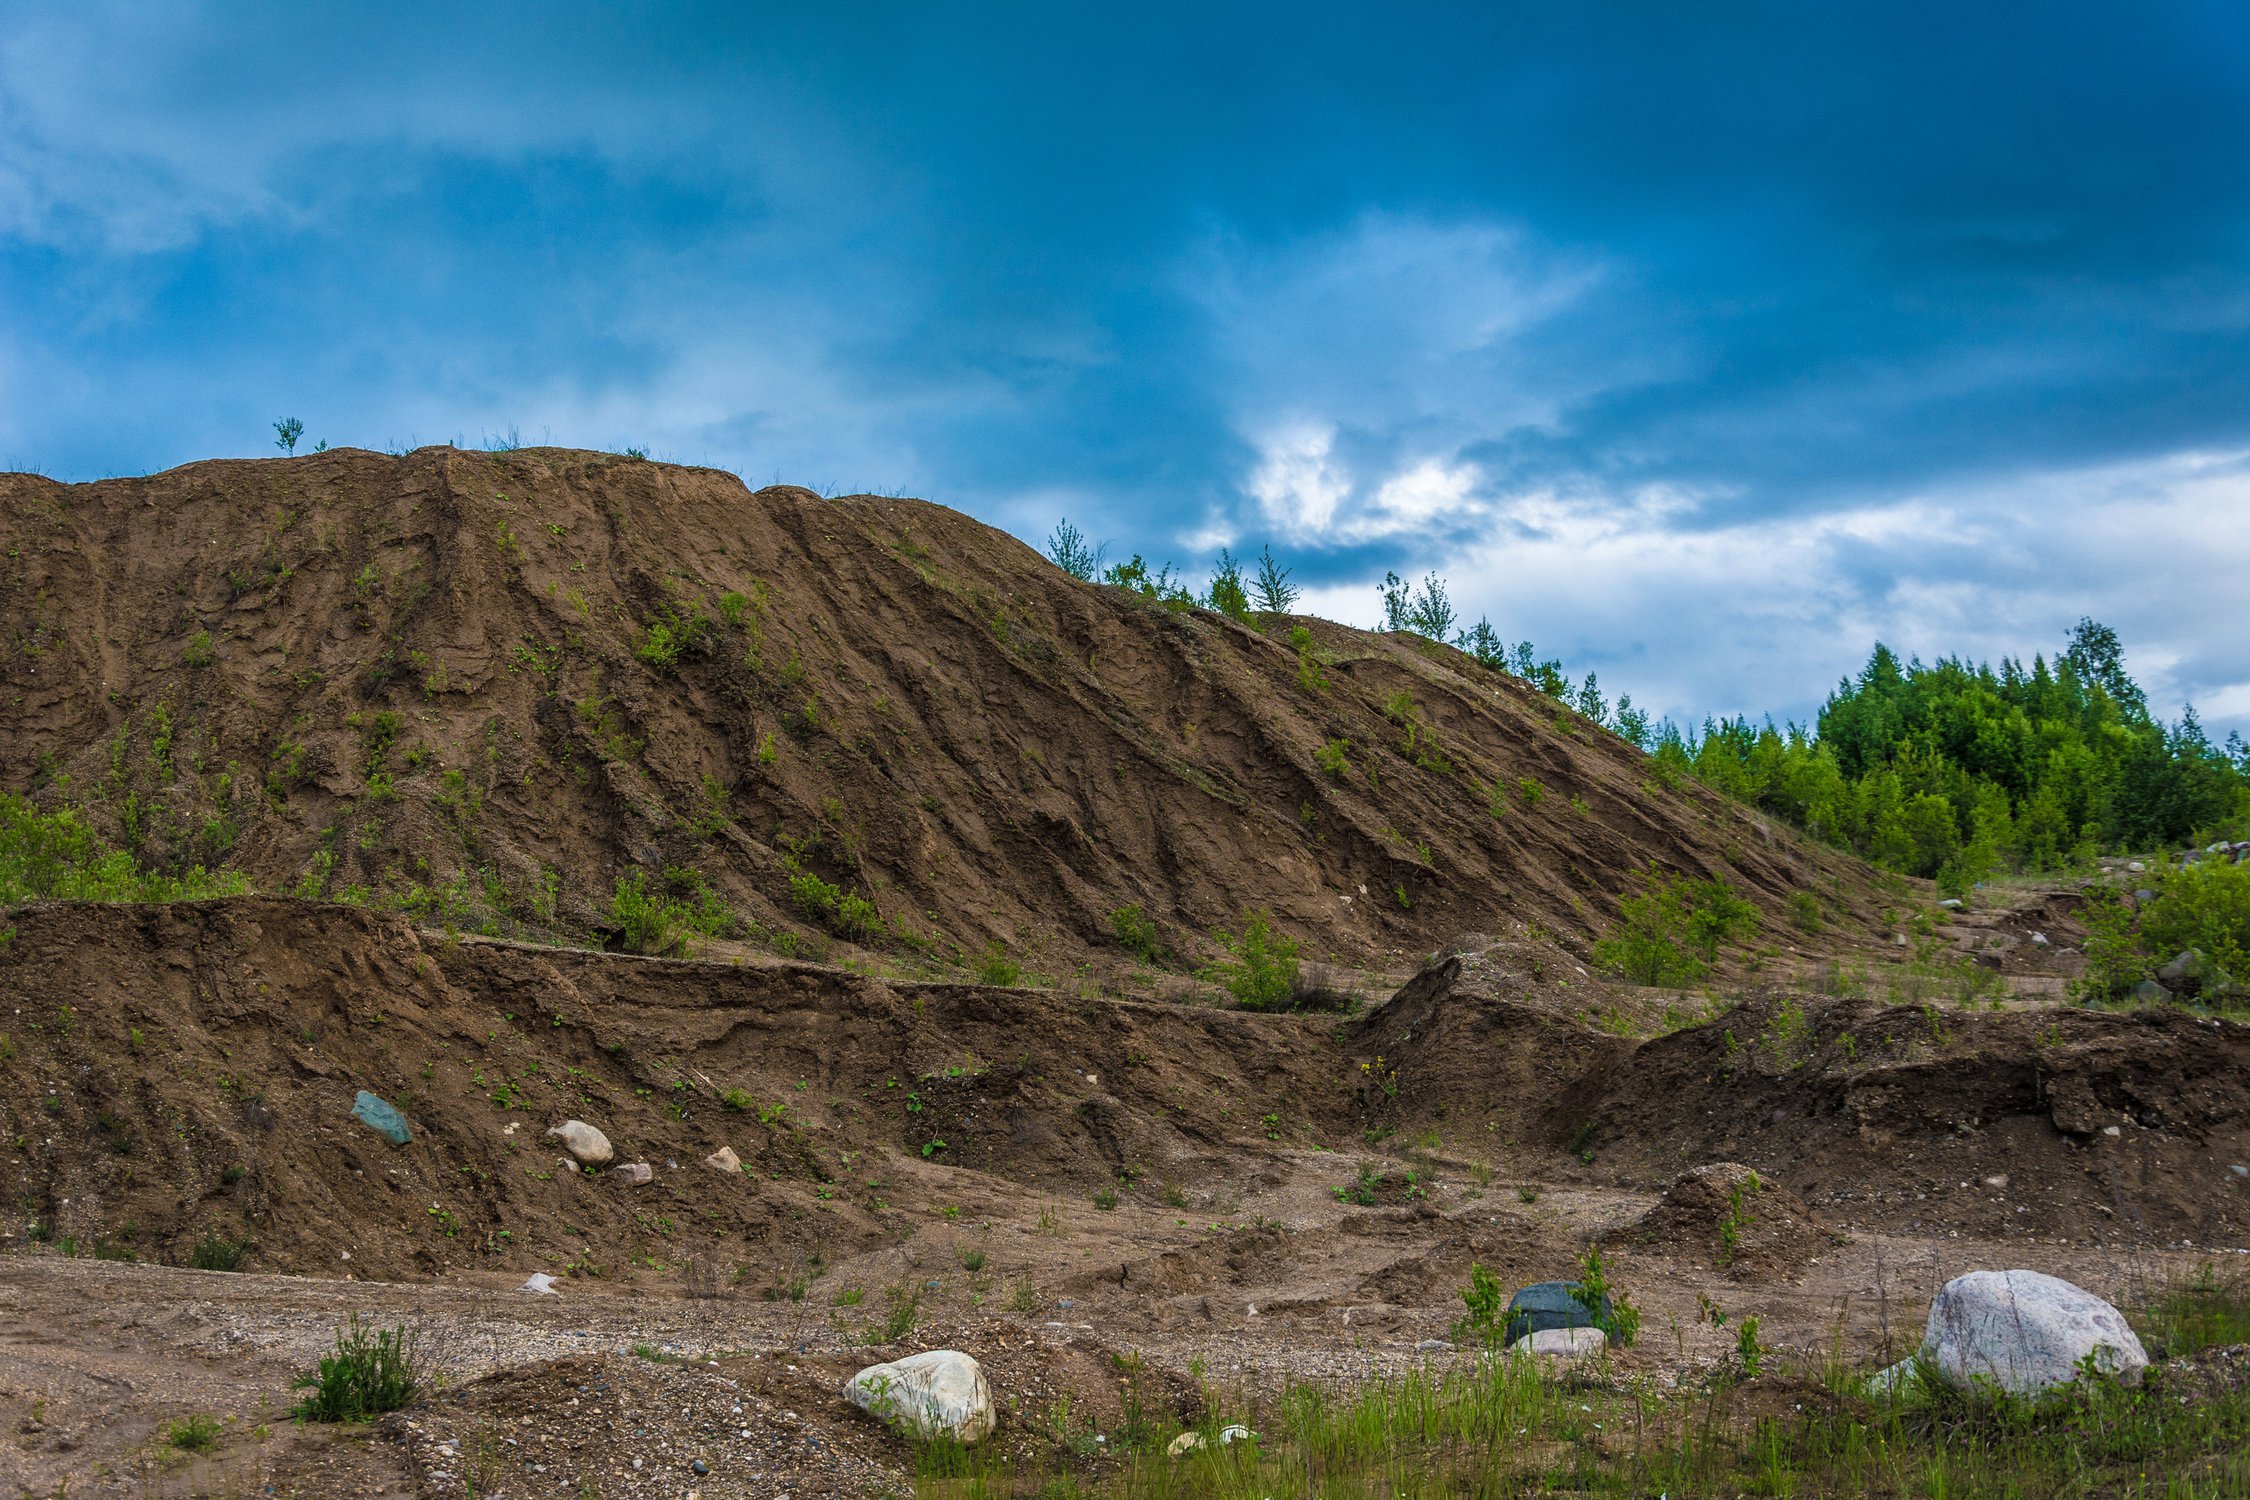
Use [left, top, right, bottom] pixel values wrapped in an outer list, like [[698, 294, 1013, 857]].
[[2, 1137, 2222, 1500]]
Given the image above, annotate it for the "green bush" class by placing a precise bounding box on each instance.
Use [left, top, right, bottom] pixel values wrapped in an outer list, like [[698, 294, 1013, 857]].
[[1204, 910, 1301, 1010], [188, 1230, 253, 1272], [787, 864, 884, 942], [634, 605, 713, 671], [2079, 859, 2250, 1004], [1591, 872, 1759, 985], [975, 942, 1022, 986], [1453, 1261, 1508, 1348], [291, 1318, 423, 1422], [1572, 1244, 1641, 1346], [166, 1413, 223, 1451], [2141, 858, 2249, 995], [1206, 548, 1252, 621], [607, 868, 734, 957], [0, 795, 249, 906], [1107, 903, 1163, 963]]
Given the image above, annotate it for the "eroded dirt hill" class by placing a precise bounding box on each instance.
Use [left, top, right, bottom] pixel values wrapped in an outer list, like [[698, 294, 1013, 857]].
[[3, 896, 2240, 1284], [0, 445, 1880, 975]]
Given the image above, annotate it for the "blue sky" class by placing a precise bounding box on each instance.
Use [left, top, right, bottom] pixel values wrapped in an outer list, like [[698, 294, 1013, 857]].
[[5, 2, 2248, 737]]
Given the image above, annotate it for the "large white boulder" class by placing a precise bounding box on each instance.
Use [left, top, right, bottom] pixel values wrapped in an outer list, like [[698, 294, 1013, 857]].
[[546, 1119, 613, 1167], [844, 1350, 996, 1443], [1902, 1270, 2147, 1398]]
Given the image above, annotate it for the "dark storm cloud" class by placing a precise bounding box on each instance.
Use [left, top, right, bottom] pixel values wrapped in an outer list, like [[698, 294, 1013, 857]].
[[3, 1, 2246, 729]]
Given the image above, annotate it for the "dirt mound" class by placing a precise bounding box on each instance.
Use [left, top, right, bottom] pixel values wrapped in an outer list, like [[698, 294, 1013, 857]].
[[1618, 1163, 1833, 1281], [1344, 938, 1644, 1150], [0, 446, 1884, 979], [1578, 992, 2250, 1244], [0, 897, 1347, 1278]]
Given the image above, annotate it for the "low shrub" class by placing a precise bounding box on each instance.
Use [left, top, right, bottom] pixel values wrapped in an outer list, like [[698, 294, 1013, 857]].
[[291, 1318, 423, 1422], [1107, 903, 1163, 964], [1203, 910, 1301, 1011], [2079, 859, 2250, 1005], [188, 1229, 253, 1272], [607, 868, 734, 957], [1592, 871, 1759, 985]]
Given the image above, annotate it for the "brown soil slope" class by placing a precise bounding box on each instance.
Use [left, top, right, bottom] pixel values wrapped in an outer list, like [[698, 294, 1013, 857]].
[[5, 897, 2243, 1287], [0, 445, 1877, 975]]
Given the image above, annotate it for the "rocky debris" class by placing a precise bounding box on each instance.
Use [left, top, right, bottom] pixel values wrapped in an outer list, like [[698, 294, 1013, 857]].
[[546, 1119, 613, 1167], [1878, 1270, 2147, 1399], [703, 1146, 742, 1173], [843, 1350, 996, 1443], [2157, 949, 2231, 996], [613, 1162, 653, 1186], [2134, 980, 2172, 1004], [351, 1090, 413, 1146]]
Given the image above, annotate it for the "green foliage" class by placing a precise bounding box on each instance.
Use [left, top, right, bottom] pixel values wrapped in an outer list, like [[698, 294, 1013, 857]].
[[634, 604, 713, 671], [875, 1285, 922, 1342], [1204, 909, 1301, 1011], [183, 630, 214, 668], [785, 860, 882, 942], [1252, 545, 1299, 613], [291, 1318, 423, 1422], [1453, 1261, 1508, 1348], [272, 417, 303, 454], [975, 941, 1022, 986], [1206, 548, 1252, 621], [1378, 570, 1457, 639], [188, 1229, 254, 1272], [1591, 871, 1759, 986], [0, 795, 249, 906], [1572, 1244, 1641, 1346], [166, 1413, 223, 1451], [2143, 1263, 2250, 1357], [607, 867, 734, 957], [1316, 738, 1352, 777], [1287, 625, 1330, 691], [1786, 890, 1824, 933], [2077, 860, 2250, 1005], [905, 1273, 2250, 1495], [1101, 554, 1194, 608], [1047, 518, 1100, 580], [1332, 1161, 1384, 1207], [1672, 624, 2247, 880], [1107, 903, 1162, 963], [1735, 1315, 1765, 1376]]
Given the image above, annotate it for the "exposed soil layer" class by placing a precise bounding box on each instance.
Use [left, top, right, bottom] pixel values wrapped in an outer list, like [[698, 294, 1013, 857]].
[[1617, 1162, 1835, 1282], [0, 447, 1885, 979], [1580, 989, 2250, 1245], [4, 898, 2243, 1287]]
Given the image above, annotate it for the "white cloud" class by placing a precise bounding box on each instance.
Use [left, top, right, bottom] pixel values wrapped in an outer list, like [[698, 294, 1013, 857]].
[[1247, 422, 1352, 536], [1367, 447, 2250, 741]]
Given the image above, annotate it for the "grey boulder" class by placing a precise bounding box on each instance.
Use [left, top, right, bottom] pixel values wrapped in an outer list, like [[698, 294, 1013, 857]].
[[844, 1350, 996, 1443], [1880, 1269, 2145, 1399]]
